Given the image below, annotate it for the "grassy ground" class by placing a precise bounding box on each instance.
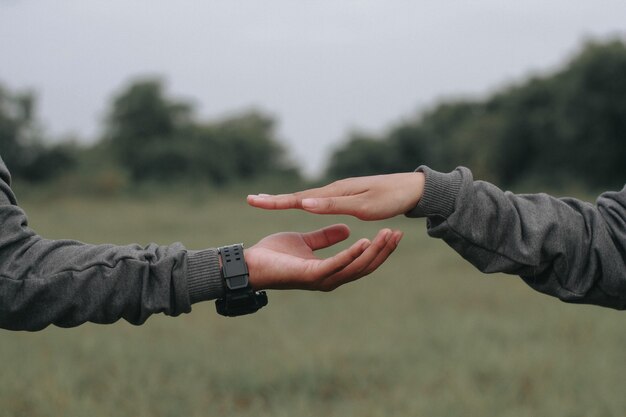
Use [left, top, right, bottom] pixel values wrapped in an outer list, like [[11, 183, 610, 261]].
[[1, 190, 625, 417]]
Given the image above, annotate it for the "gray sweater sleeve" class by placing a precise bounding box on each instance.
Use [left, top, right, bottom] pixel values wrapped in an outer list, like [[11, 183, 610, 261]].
[[407, 166, 626, 309], [0, 157, 224, 330]]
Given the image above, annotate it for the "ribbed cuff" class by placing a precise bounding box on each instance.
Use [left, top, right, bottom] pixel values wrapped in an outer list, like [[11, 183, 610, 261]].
[[405, 166, 463, 218], [186, 248, 224, 303]]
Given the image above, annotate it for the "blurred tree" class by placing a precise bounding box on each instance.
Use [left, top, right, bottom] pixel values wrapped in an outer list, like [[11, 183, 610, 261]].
[[214, 111, 292, 180], [417, 101, 484, 172], [553, 39, 626, 188], [325, 38, 626, 190], [0, 83, 77, 182], [326, 133, 395, 180], [0, 85, 36, 170], [103, 78, 299, 184], [104, 78, 193, 181], [484, 39, 626, 188], [387, 124, 432, 173]]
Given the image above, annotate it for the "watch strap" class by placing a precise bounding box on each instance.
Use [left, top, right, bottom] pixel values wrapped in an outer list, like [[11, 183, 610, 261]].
[[215, 244, 268, 317]]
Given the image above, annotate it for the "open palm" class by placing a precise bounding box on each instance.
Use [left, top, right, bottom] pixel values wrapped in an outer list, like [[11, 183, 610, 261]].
[[245, 224, 402, 291]]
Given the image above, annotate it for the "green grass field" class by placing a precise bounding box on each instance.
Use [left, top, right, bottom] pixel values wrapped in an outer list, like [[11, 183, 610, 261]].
[[1, 191, 625, 417]]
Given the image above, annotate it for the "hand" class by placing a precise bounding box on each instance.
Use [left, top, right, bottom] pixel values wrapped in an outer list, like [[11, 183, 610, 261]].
[[247, 172, 425, 221], [245, 224, 402, 291]]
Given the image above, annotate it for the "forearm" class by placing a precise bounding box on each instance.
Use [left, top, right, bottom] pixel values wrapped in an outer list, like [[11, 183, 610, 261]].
[[0, 158, 223, 330], [408, 166, 626, 309]]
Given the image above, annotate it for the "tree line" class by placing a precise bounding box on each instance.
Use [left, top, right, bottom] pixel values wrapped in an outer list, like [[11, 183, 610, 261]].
[[327, 39, 626, 190], [1, 38, 624, 192], [0, 79, 298, 191]]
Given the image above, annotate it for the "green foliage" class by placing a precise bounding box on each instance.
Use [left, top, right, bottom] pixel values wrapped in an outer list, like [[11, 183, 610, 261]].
[[326, 133, 395, 179], [484, 38, 626, 188], [4, 38, 625, 191], [0, 84, 77, 182], [104, 78, 298, 185], [104, 79, 193, 181], [326, 39, 626, 190], [2, 78, 299, 189], [0, 88, 28, 155], [551, 39, 626, 187]]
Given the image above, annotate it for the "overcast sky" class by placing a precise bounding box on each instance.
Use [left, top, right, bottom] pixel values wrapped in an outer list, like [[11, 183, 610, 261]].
[[1, 1, 625, 176]]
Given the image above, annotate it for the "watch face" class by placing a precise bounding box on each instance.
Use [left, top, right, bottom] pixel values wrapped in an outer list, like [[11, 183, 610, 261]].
[[216, 291, 268, 317]]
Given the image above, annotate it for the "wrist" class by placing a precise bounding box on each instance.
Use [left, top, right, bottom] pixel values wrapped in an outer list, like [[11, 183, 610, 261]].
[[407, 171, 425, 208], [405, 166, 463, 218], [243, 247, 260, 290], [186, 248, 224, 303]]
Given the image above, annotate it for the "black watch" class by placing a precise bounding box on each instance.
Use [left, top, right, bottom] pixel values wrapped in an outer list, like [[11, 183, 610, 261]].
[[215, 244, 268, 317]]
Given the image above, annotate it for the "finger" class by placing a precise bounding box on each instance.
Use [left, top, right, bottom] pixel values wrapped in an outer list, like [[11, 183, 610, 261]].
[[321, 229, 403, 290], [319, 228, 393, 289], [246, 185, 334, 209], [313, 238, 372, 279], [300, 196, 367, 218], [247, 193, 302, 210], [247, 180, 362, 210], [301, 224, 351, 251], [358, 230, 403, 277]]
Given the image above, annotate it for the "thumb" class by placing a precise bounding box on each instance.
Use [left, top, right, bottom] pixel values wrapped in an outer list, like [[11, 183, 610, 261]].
[[301, 224, 351, 250]]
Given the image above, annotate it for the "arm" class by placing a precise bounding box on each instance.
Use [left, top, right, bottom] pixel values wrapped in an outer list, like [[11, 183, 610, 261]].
[[410, 166, 626, 309], [248, 167, 626, 309], [0, 157, 401, 330], [0, 157, 221, 330]]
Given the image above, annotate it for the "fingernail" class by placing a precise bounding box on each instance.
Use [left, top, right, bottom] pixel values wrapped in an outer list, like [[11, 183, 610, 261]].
[[302, 199, 318, 208], [248, 194, 271, 199], [395, 233, 403, 245]]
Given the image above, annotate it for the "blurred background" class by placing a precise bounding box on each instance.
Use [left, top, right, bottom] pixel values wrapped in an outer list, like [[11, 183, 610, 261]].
[[1, 1, 626, 416]]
